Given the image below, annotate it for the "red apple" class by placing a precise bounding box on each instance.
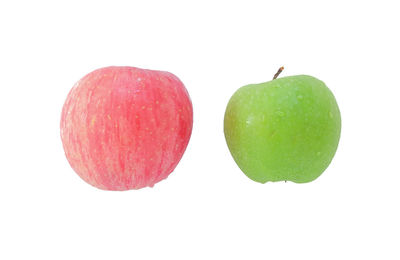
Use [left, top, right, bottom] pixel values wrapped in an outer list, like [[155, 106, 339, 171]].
[[60, 66, 193, 190]]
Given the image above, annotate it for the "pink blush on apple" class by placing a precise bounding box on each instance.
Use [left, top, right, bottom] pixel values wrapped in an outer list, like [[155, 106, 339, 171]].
[[60, 66, 193, 190]]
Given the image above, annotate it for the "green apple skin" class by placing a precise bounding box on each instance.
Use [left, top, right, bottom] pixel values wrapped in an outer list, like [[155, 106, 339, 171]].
[[224, 75, 341, 183]]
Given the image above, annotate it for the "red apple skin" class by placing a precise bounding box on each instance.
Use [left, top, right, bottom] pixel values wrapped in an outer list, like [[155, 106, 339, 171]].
[[60, 66, 193, 190]]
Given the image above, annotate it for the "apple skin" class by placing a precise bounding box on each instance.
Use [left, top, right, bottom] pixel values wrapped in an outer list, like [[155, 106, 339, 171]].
[[60, 66, 193, 190], [224, 75, 341, 183]]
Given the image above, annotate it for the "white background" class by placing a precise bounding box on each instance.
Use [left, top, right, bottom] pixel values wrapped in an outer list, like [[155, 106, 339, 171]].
[[1, 0, 399, 259]]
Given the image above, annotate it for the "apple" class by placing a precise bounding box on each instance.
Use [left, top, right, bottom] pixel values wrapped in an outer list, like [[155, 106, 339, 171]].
[[224, 69, 341, 183], [60, 66, 193, 190]]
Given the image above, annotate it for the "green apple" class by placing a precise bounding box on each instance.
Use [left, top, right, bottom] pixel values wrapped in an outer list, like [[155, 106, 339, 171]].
[[224, 71, 341, 183]]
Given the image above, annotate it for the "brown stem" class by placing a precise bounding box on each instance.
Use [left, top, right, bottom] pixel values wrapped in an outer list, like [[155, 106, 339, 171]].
[[273, 66, 284, 80]]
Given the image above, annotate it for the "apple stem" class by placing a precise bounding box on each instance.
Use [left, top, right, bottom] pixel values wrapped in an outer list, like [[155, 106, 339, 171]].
[[273, 66, 284, 80]]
